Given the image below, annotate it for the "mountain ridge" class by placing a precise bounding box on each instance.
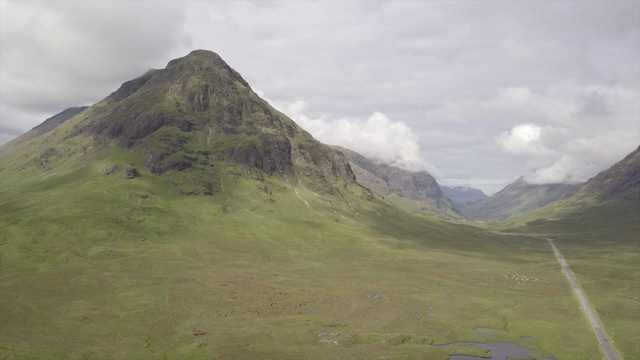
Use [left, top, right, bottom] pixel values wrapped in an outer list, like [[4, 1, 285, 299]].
[[464, 177, 579, 221], [499, 145, 640, 233], [441, 185, 488, 210], [331, 145, 460, 219]]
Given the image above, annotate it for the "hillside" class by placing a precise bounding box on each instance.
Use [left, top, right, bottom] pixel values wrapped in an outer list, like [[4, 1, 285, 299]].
[[441, 186, 487, 210], [29, 106, 89, 136], [500, 145, 640, 234], [0, 50, 624, 359], [0, 50, 360, 198], [463, 178, 579, 221], [333, 145, 460, 219]]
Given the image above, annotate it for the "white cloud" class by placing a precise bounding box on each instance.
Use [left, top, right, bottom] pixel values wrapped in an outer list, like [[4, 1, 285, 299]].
[[492, 84, 639, 184], [0, 0, 190, 137], [497, 123, 543, 155], [254, 91, 438, 175]]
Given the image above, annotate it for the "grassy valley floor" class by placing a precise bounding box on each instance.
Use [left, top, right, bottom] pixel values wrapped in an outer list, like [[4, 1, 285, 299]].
[[0, 146, 611, 359], [544, 233, 640, 360]]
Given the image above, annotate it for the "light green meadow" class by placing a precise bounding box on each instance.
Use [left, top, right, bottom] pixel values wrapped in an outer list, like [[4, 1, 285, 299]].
[[0, 143, 616, 359]]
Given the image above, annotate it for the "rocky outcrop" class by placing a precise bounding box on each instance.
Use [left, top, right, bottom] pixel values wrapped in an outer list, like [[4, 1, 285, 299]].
[[332, 145, 458, 218]]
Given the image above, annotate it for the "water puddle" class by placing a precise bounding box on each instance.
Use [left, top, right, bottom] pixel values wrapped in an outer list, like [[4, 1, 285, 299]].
[[437, 341, 554, 360]]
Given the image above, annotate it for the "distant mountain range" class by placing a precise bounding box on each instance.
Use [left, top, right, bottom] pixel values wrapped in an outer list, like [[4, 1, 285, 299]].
[[441, 186, 488, 210], [500, 145, 640, 233], [563, 145, 640, 202], [463, 178, 579, 221], [8, 106, 89, 144]]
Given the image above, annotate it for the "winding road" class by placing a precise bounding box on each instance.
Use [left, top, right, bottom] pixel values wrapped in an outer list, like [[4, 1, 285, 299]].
[[547, 239, 619, 360]]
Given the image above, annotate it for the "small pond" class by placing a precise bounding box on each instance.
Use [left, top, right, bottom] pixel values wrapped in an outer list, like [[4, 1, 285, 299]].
[[437, 341, 555, 360]]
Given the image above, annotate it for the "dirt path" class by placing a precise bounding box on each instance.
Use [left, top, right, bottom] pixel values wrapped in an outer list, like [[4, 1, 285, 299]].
[[547, 239, 619, 360]]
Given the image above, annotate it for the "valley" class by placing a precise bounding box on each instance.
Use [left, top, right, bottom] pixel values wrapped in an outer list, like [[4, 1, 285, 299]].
[[0, 50, 637, 360], [0, 152, 601, 359], [548, 239, 618, 360]]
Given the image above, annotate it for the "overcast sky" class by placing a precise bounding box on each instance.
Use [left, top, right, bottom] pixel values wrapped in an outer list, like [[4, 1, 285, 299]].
[[1, 1, 638, 194]]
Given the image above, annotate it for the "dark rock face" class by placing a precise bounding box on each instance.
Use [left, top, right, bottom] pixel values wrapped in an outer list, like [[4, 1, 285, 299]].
[[122, 166, 140, 179], [187, 84, 212, 112], [330, 150, 357, 181], [230, 135, 292, 175], [332, 145, 458, 218], [387, 171, 443, 201], [100, 164, 120, 175], [338, 146, 442, 200], [90, 109, 169, 148], [107, 69, 159, 102]]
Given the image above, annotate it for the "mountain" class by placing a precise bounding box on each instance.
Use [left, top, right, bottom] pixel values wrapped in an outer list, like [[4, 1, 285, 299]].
[[441, 186, 487, 210], [29, 106, 89, 136], [332, 145, 460, 219], [0, 49, 490, 359], [561, 145, 640, 202], [1, 50, 359, 197], [463, 178, 579, 221], [500, 145, 640, 233], [1, 50, 624, 359], [6, 106, 89, 145]]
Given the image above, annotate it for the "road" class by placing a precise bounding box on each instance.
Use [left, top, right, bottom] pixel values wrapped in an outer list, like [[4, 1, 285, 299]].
[[547, 239, 619, 360]]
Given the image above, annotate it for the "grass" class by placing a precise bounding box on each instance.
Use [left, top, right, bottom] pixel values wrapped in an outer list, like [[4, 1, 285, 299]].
[[493, 194, 640, 360], [545, 233, 640, 359], [3, 49, 635, 359], [0, 142, 609, 359]]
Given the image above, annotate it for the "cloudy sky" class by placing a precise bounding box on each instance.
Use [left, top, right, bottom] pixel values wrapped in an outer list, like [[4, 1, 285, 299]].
[[1, 1, 638, 194]]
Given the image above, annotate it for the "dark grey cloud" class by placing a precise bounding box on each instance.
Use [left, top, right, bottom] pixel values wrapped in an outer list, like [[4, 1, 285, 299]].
[[1, 1, 638, 194], [0, 0, 191, 132]]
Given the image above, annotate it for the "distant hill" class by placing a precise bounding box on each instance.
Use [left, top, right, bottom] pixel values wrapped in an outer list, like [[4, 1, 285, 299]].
[[463, 178, 579, 221], [562, 145, 640, 202], [500, 145, 640, 233], [31, 106, 89, 135], [441, 186, 487, 210], [5, 106, 89, 145], [333, 145, 460, 219]]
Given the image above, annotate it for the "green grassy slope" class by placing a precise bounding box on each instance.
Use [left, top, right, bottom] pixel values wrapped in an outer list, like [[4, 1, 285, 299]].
[[464, 178, 578, 221], [549, 233, 639, 359], [494, 146, 640, 359], [0, 141, 600, 359], [500, 146, 640, 235], [0, 49, 628, 359]]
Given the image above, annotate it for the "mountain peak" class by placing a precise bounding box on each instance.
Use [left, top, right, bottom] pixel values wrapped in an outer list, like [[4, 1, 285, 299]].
[[165, 49, 251, 89], [8, 50, 356, 196]]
